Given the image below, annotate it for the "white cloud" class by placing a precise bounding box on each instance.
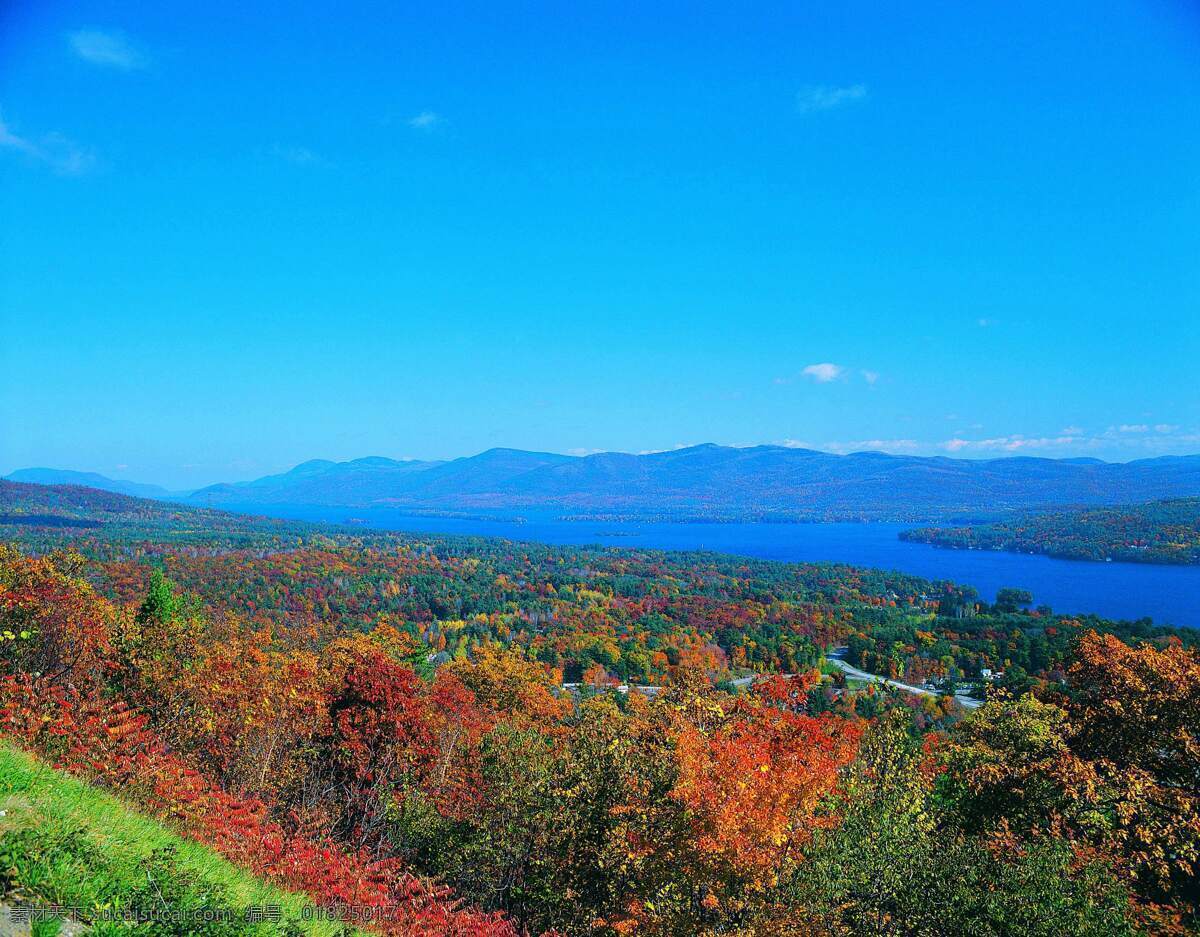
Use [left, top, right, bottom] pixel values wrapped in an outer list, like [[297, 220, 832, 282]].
[[796, 84, 868, 115], [940, 434, 1091, 453], [566, 447, 603, 457], [801, 362, 845, 383], [778, 363, 878, 385], [939, 426, 1200, 456], [0, 112, 95, 175], [68, 28, 147, 70], [637, 443, 695, 455], [408, 111, 443, 131]]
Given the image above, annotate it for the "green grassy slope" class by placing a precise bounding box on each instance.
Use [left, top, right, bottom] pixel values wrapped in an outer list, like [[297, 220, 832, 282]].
[[0, 743, 352, 936]]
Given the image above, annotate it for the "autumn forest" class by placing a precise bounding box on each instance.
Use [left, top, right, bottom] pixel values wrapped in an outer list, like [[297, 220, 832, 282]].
[[0, 481, 1194, 935]]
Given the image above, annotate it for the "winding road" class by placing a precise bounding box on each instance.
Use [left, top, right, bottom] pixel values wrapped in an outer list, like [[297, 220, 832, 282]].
[[573, 653, 985, 711], [825, 647, 983, 709]]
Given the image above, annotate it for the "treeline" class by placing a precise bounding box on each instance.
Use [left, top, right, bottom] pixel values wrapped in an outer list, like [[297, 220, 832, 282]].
[[902, 497, 1200, 565]]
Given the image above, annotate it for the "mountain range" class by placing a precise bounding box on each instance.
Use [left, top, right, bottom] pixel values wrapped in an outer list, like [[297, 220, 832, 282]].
[[4, 467, 179, 501], [10, 445, 1200, 522]]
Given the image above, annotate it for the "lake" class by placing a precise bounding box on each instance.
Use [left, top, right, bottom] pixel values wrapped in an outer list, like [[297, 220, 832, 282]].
[[246, 506, 1200, 629]]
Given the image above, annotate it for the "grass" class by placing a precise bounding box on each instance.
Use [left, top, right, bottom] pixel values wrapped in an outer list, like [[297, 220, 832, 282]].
[[0, 742, 355, 936]]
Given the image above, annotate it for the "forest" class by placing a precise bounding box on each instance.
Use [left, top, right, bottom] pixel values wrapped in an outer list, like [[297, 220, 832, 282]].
[[901, 497, 1200, 565], [0, 481, 1198, 934]]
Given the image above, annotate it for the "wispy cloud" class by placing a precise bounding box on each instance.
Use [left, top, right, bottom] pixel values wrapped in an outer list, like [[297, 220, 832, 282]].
[[940, 424, 1199, 455], [68, 28, 147, 70], [270, 144, 324, 166], [941, 435, 1085, 454], [823, 438, 920, 454], [637, 443, 695, 455], [0, 114, 38, 159], [566, 447, 604, 457], [407, 111, 443, 131], [0, 112, 95, 175], [801, 362, 845, 383], [776, 363, 879, 386], [796, 83, 867, 115]]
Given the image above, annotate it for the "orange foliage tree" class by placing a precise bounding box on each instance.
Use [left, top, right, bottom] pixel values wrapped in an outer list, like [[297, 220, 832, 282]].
[[668, 674, 861, 911]]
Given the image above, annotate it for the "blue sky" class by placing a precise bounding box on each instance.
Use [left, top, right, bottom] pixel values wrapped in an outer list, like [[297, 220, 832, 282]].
[[1, 0, 1198, 489]]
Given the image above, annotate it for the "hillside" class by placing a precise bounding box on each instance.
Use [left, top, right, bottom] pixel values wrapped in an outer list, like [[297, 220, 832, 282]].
[[0, 743, 346, 935], [0, 479, 331, 552], [0, 478, 211, 522], [901, 497, 1200, 565], [172, 445, 1200, 522]]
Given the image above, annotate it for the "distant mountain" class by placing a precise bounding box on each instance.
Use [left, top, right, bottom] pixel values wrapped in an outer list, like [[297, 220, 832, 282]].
[[189, 455, 445, 506], [5, 468, 180, 500], [182, 445, 1200, 522]]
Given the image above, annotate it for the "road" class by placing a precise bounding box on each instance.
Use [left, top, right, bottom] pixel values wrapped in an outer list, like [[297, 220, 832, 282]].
[[825, 648, 983, 709], [570, 657, 983, 711]]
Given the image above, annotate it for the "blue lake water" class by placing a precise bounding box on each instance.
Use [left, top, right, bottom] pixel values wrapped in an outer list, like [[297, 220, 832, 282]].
[[250, 506, 1200, 629]]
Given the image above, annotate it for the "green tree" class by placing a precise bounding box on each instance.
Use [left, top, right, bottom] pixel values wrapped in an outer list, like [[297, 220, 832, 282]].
[[787, 712, 1136, 936], [994, 587, 1033, 612], [136, 568, 180, 626]]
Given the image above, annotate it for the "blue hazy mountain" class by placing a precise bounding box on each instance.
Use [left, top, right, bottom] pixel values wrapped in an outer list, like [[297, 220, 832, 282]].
[[4, 468, 181, 500], [178, 445, 1200, 522]]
